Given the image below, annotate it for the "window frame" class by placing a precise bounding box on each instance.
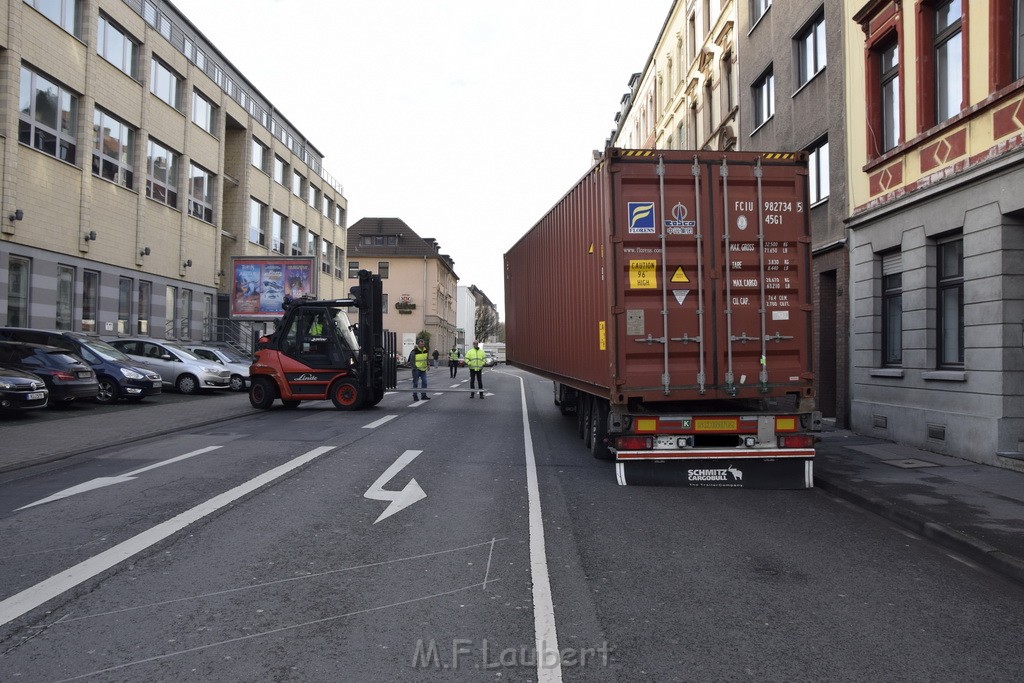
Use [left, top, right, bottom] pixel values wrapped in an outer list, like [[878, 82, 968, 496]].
[[26, 0, 79, 35], [251, 138, 268, 173], [138, 280, 151, 335], [150, 57, 182, 110], [928, 0, 964, 125], [191, 89, 217, 135], [97, 13, 139, 78], [321, 240, 332, 274], [19, 65, 79, 164], [92, 108, 135, 189], [118, 276, 133, 335], [807, 137, 830, 205], [146, 138, 180, 208], [334, 246, 345, 278], [881, 253, 903, 367], [750, 0, 772, 28], [56, 264, 75, 330], [290, 221, 303, 256], [249, 197, 267, 247], [272, 211, 285, 254], [348, 261, 360, 279], [796, 12, 827, 88], [752, 66, 775, 129], [7, 256, 31, 328], [82, 269, 99, 332], [936, 238, 964, 368], [273, 155, 287, 185], [378, 262, 390, 279], [187, 162, 214, 222]]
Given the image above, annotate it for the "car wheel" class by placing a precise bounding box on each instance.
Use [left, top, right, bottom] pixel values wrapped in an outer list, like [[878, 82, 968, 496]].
[[176, 374, 200, 395], [95, 377, 120, 404], [230, 374, 246, 392], [249, 377, 277, 409], [330, 378, 364, 410]]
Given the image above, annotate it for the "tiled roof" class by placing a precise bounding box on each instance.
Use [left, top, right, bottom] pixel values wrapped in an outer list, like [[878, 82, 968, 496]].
[[348, 217, 457, 272]]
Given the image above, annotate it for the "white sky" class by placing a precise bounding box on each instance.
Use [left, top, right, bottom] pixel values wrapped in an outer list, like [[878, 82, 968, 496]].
[[171, 0, 671, 317]]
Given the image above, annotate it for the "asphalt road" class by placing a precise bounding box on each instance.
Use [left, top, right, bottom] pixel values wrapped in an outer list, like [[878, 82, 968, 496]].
[[1, 367, 1023, 681]]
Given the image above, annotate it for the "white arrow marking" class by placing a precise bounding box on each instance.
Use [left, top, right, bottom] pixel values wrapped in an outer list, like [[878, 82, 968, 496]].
[[364, 449, 426, 524], [15, 446, 222, 511]]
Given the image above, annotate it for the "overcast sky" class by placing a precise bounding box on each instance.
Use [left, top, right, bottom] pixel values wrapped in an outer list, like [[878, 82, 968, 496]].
[[171, 0, 671, 316]]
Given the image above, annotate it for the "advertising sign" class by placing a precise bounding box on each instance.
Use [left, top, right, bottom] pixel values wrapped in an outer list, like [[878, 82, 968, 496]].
[[230, 257, 316, 318]]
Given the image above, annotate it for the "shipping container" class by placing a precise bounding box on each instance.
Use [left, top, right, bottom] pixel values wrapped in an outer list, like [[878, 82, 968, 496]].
[[504, 149, 819, 488]]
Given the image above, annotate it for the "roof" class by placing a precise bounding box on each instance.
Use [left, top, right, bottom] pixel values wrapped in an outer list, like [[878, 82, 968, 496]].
[[347, 217, 457, 272]]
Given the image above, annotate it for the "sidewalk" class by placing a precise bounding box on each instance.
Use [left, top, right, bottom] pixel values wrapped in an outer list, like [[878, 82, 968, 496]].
[[2, 393, 1023, 587]]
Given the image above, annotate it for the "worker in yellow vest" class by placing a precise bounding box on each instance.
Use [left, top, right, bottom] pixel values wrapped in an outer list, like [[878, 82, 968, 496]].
[[465, 340, 487, 399], [449, 346, 460, 378], [407, 338, 431, 401]]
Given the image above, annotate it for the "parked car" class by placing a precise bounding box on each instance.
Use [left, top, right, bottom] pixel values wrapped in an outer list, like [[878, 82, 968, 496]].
[[184, 344, 251, 391], [0, 341, 98, 405], [0, 365, 49, 412], [484, 352, 496, 367], [107, 339, 231, 394], [0, 328, 162, 404]]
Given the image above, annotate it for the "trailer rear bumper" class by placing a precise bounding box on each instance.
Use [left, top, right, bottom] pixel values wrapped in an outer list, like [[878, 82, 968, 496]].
[[614, 455, 814, 489]]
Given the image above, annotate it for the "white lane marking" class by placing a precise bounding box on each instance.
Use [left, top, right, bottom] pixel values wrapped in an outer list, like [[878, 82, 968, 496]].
[[15, 446, 223, 511], [362, 415, 398, 429], [409, 400, 426, 408], [0, 446, 335, 628], [449, 383, 461, 388], [364, 449, 426, 524], [515, 374, 562, 682]]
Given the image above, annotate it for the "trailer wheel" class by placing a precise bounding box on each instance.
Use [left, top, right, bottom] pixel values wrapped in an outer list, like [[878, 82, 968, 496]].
[[249, 377, 277, 409], [582, 395, 594, 449], [331, 379, 365, 410], [590, 400, 613, 461]]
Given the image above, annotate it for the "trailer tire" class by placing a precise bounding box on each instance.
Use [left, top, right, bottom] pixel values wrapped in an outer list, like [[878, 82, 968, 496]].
[[590, 399, 612, 461], [331, 378, 364, 410], [249, 377, 277, 409]]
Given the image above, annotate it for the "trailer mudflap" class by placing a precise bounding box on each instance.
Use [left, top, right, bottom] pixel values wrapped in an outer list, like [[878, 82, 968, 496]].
[[614, 457, 813, 489]]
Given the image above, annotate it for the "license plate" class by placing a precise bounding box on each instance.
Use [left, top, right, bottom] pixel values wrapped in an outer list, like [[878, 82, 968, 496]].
[[28, 392, 45, 400], [77, 371, 92, 379], [654, 436, 679, 449]]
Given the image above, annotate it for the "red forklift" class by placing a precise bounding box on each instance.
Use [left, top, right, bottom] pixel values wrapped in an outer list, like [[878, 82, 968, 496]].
[[248, 269, 397, 410]]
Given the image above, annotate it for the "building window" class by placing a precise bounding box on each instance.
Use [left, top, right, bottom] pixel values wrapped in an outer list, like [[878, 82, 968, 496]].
[[379, 262, 390, 279], [26, 0, 79, 35], [165, 285, 176, 338], [335, 204, 344, 226], [97, 14, 138, 78], [704, 79, 714, 142], [150, 58, 181, 110], [797, 14, 826, 87], [687, 13, 696, 65], [382, 293, 389, 316], [348, 261, 359, 279], [272, 211, 285, 254], [188, 163, 214, 222], [273, 155, 287, 185], [92, 108, 135, 189], [307, 231, 318, 258], [322, 240, 332, 274], [19, 65, 78, 163], [138, 280, 151, 335], [308, 183, 318, 207], [933, 0, 963, 123], [179, 289, 192, 340], [7, 256, 31, 327], [56, 265, 74, 330], [249, 198, 266, 246], [751, 0, 771, 26], [118, 277, 132, 334], [877, 39, 901, 154], [808, 137, 830, 204], [752, 66, 774, 128], [292, 170, 303, 197], [722, 52, 735, 113], [252, 138, 267, 172], [881, 252, 903, 366], [334, 246, 345, 278], [191, 90, 217, 134], [322, 195, 332, 218], [937, 238, 964, 367], [291, 221, 303, 256], [82, 269, 99, 332], [146, 139, 179, 208], [203, 294, 213, 340]]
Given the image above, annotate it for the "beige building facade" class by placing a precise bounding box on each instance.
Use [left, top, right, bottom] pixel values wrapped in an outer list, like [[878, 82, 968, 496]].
[[347, 218, 458, 359], [1, 0, 348, 344]]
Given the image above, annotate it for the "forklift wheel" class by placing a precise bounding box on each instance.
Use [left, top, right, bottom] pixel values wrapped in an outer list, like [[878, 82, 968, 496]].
[[331, 379, 365, 410], [249, 377, 277, 410]]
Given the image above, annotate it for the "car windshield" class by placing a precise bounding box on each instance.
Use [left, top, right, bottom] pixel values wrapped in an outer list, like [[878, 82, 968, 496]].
[[163, 343, 203, 361], [80, 338, 134, 362], [215, 347, 251, 363]]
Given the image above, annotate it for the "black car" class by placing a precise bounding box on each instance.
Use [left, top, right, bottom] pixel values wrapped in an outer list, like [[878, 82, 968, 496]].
[[0, 328, 162, 404], [0, 341, 99, 405], [0, 365, 48, 412]]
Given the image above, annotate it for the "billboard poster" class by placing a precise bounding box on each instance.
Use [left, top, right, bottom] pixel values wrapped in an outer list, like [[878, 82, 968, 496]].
[[230, 257, 316, 318]]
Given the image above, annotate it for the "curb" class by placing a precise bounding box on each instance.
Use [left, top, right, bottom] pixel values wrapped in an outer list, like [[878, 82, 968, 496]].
[[815, 475, 1024, 588]]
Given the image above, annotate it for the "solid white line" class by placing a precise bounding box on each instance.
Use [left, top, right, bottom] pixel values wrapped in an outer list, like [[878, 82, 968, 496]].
[[516, 375, 562, 682], [123, 446, 222, 476], [362, 415, 398, 429], [0, 446, 335, 628]]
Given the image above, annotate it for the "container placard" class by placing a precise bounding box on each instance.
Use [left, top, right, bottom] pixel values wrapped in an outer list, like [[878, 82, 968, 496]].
[[629, 260, 657, 289]]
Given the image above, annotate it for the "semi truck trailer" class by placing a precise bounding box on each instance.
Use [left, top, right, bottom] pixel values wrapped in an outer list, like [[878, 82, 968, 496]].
[[504, 149, 819, 488]]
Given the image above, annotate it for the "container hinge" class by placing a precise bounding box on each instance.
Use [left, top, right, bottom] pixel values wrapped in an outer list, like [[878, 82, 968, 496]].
[[634, 334, 666, 345], [669, 334, 702, 344]]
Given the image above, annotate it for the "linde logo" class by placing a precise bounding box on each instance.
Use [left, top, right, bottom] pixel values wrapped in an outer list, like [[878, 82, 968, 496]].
[[687, 465, 744, 483], [295, 373, 320, 381]]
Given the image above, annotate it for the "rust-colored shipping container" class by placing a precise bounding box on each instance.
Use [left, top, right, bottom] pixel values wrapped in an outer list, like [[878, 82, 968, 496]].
[[504, 149, 818, 488]]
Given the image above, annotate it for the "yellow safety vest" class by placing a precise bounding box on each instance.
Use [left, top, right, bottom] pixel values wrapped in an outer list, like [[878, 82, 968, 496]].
[[414, 349, 429, 371], [466, 347, 486, 371], [449, 350, 459, 362]]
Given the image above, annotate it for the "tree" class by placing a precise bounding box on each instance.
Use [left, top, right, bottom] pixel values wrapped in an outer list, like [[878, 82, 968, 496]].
[[475, 306, 500, 342], [417, 329, 431, 348]]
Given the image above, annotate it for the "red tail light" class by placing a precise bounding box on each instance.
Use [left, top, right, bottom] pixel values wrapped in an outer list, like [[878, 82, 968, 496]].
[[53, 371, 76, 381], [615, 436, 653, 450], [778, 434, 815, 448]]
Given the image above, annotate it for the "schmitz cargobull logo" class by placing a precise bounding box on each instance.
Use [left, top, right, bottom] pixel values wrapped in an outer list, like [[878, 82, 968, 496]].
[[687, 465, 744, 486]]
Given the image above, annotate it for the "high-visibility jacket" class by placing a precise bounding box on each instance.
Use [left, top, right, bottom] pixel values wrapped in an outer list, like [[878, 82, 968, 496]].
[[449, 349, 459, 362], [465, 347, 486, 371], [410, 347, 429, 371]]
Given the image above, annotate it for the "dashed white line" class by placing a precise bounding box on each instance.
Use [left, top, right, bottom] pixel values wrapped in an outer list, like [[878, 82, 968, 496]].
[[362, 415, 398, 429]]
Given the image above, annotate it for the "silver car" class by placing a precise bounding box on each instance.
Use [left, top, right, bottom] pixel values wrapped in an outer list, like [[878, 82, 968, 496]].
[[185, 344, 252, 392], [108, 339, 231, 394]]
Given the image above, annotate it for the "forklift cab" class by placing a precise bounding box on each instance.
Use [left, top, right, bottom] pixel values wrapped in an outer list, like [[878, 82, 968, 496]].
[[278, 304, 359, 369]]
